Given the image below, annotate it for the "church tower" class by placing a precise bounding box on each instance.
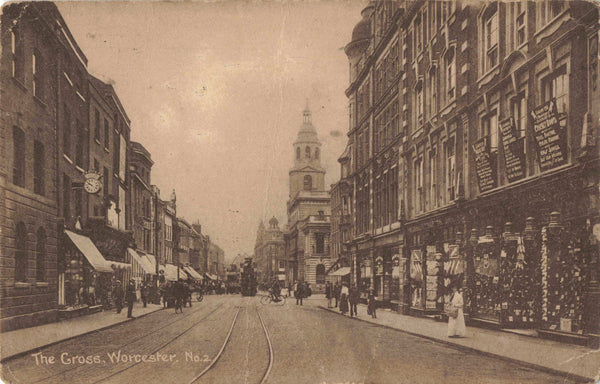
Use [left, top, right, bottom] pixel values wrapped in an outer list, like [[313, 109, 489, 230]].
[[289, 105, 326, 198]]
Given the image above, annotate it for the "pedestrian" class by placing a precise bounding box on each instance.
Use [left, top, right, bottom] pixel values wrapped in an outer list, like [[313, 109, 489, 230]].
[[447, 286, 466, 338], [325, 281, 333, 308], [304, 281, 311, 298], [333, 282, 340, 307], [367, 289, 377, 319], [125, 279, 137, 319], [186, 283, 192, 307], [174, 281, 184, 314], [295, 281, 304, 306], [141, 282, 149, 308], [112, 281, 124, 314], [349, 285, 359, 318], [339, 283, 349, 315]]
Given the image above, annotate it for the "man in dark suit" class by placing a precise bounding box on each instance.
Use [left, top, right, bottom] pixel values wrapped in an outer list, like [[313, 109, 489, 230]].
[[112, 281, 124, 314], [125, 280, 137, 319], [349, 284, 360, 318]]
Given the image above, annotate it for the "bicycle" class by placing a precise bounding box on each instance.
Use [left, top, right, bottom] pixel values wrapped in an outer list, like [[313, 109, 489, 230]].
[[260, 293, 286, 306], [194, 290, 204, 302]]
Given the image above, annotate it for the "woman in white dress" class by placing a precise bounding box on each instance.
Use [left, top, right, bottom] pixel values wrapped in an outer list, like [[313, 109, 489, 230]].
[[447, 286, 466, 338]]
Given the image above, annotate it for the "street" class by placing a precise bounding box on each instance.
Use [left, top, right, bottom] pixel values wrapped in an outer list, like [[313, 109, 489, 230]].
[[2, 295, 580, 384]]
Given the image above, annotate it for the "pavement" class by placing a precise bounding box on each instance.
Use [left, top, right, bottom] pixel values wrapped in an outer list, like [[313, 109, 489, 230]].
[[309, 294, 600, 383], [0, 302, 163, 362]]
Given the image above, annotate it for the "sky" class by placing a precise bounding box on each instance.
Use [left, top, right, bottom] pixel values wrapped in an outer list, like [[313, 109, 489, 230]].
[[56, 0, 367, 263]]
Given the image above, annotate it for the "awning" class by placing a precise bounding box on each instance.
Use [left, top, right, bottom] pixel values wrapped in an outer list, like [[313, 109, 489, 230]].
[[127, 248, 155, 274], [205, 273, 218, 281], [328, 267, 350, 276], [65, 230, 113, 273], [108, 261, 131, 270], [159, 264, 188, 281], [184, 266, 204, 281]]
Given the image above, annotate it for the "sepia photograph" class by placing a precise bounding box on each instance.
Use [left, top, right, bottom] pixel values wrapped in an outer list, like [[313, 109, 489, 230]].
[[0, 0, 599, 383]]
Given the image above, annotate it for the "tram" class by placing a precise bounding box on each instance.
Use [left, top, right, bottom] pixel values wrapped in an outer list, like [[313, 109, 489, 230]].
[[240, 257, 257, 296]]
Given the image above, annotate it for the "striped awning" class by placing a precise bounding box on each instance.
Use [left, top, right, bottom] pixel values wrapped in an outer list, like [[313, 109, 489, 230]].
[[127, 248, 155, 274], [65, 230, 113, 273], [184, 266, 204, 281]]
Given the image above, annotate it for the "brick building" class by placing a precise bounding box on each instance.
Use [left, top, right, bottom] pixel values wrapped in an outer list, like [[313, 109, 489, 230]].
[[339, 0, 600, 344], [254, 217, 285, 284]]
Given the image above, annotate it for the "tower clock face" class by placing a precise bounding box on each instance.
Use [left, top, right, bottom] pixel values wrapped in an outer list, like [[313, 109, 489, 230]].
[[84, 178, 102, 194]]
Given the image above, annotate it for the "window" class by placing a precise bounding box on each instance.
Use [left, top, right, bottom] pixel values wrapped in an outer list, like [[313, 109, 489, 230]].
[[113, 131, 120, 174], [15, 222, 27, 282], [416, 83, 424, 124], [11, 27, 24, 82], [481, 112, 498, 152], [104, 119, 110, 149], [103, 166, 109, 198], [303, 175, 313, 191], [483, 5, 499, 72], [75, 189, 83, 218], [316, 264, 326, 284], [316, 234, 325, 254], [13, 127, 25, 187], [429, 69, 437, 116], [429, 148, 437, 209], [542, 66, 569, 114], [33, 140, 45, 195], [445, 136, 456, 203], [305, 146, 311, 159], [36, 227, 46, 281], [75, 120, 84, 167], [414, 157, 424, 214], [511, 93, 527, 140], [33, 50, 44, 99], [94, 109, 101, 142], [537, 1, 565, 27], [315, 147, 320, 160], [93, 158, 99, 172], [63, 105, 71, 158], [296, 147, 300, 160], [515, 2, 526, 47], [445, 49, 456, 101], [63, 174, 71, 219]]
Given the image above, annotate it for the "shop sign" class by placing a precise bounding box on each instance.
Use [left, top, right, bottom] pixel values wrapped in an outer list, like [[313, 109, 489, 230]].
[[499, 117, 525, 182], [473, 136, 497, 192], [531, 99, 567, 172]]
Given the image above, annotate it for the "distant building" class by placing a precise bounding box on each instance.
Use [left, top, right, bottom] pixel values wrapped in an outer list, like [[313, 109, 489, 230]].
[[254, 217, 285, 284]]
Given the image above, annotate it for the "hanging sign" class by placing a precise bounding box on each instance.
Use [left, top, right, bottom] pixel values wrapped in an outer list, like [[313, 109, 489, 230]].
[[531, 99, 567, 172], [500, 117, 525, 182], [473, 136, 497, 192]]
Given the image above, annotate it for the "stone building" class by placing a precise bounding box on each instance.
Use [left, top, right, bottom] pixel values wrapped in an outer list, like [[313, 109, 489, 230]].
[[339, 0, 599, 345], [284, 106, 332, 291], [254, 217, 285, 284]]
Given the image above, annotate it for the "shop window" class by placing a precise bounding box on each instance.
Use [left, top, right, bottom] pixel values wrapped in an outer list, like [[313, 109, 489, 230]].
[[34, 140, 45, 195], [316, 264, 326, 284], [63, 105, 71, 158], [15, 221, 27, 282], [303, 175, 312, 191], [482, 4, 499, 72], [63, 174, 71, 220], [36, 227, 46, 281], [13, 126, 25, 187]]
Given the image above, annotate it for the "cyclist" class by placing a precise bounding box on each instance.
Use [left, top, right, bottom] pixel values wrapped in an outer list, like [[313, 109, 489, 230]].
[[269, 279, 281, 302]]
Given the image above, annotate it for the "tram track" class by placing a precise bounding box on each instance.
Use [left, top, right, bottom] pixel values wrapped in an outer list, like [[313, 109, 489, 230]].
[[188, 305, 274, 384], [27, 302, 214, 384]]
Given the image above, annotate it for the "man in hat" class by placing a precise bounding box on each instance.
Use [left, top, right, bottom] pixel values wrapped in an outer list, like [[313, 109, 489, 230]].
[[125, 279, 137, 319], [112, 281, 124, 314]]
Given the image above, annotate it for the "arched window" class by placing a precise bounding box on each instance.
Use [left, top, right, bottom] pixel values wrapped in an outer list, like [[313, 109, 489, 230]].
[[303, 175, 312, 191], [15, 222, 27, 282], [315, 147, 320, 160], [36, 227, 46, 281], [305, 146, 311, 159], [296, 147, 300, 160], [316, 264, 326, 284]]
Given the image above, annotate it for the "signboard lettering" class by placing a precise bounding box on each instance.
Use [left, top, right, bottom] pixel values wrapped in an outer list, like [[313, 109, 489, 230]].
[[531, 99, 567, 172], [473, 136, 497, 192], [499, 117, 525, 182]]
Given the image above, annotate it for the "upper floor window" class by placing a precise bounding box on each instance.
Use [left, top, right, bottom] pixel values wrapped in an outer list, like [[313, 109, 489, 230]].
[[63, 105, 71, 158], [63, 174, 71, 219], [15, 221, 27, 282], [11, 28, 24, 82], [483, 4, 499, 72], [445, 48, 456, 101], [416, 83, 424, 124], [542, 66, 568, 114], [444, 134, 456, 203], [95, 109, 101, 142], [33, 50, 44, 100], [34, 140, 45, 195], [75, 120, 84, 168], [13, 126, 25, 187], [537, 1, 565, 28], [481, 111, 499, 153], [104, 119, 110, 150], [429, 68, 437, 116], [515, 2, 526, 47], [315, 234, 325, 254], [305, 146, 311, 159], [296, 147, 300, 160], [315, 147, 320, 160]]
